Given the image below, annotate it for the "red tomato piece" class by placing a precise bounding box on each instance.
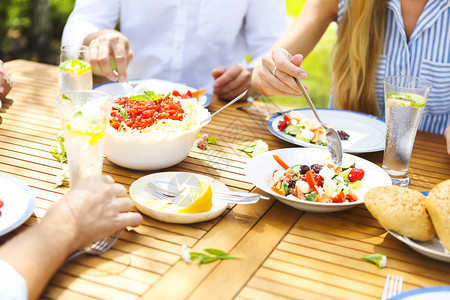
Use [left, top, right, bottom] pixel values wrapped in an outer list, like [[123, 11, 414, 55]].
[[348, 168, 365, 182], [332, 191, 346, 203], [278, 120, 288, 131]]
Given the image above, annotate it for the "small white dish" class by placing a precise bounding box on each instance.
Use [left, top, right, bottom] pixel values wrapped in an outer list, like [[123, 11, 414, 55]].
[[267, 108, 385, 153], [244, 148, 392, 213], [93, 78, 211, 107], [386, 229, 450, 263], [0, 173, 36, 236], [129, 172, 229, 224]]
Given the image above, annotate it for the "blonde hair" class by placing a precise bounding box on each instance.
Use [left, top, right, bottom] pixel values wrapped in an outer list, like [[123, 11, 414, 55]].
[[332, 0, 388, 117]]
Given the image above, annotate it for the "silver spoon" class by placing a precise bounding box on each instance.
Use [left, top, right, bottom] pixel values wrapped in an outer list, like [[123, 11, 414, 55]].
[[200, 90, 247, 124], [112, 70, 139, 94], [293, 77, 343, 167]]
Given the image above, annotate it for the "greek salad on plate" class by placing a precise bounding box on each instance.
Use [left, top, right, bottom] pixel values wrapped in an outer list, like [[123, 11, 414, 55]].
[[268, 108, 385, 153], [245, 148, 392, 213]]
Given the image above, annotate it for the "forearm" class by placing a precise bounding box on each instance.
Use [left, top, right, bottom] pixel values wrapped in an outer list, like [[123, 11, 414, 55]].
[[0, 212, 76, 299]]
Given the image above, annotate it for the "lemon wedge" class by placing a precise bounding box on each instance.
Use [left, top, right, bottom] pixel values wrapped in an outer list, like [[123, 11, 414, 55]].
[[178, 180, 213, 214]]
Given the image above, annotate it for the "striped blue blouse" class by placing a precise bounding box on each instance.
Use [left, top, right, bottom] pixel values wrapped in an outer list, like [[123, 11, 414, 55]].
[[337, 0, 450, 134]]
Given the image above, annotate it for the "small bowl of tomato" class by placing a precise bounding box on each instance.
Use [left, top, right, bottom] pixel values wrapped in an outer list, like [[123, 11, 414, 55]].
[[105, 91, 210, 170]]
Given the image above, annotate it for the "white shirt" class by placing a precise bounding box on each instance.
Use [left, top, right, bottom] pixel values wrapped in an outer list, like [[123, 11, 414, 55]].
[[0, 260, 28, 300], [62, 0, 287, 91]]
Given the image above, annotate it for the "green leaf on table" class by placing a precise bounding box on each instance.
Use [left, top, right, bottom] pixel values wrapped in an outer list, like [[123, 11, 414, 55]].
[[49, 132, 67, 164], [180, 246, 238, 265], [112, 103, 128, 120], [206, 136, 217, 144], [236, 140, 268, 157], [361, 253, 387, 268], [204, 248, 228, 256]]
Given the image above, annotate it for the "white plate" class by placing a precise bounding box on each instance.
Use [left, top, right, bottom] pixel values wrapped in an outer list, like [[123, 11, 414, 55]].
[[387, 229, 450, 263], [130, 172, 228, 224], [0, 173, 36, 236], [268, 108, 385, 153], [93, 78, 211, 107], [244, 148, 392, 213], [390, 286, 450, 300]]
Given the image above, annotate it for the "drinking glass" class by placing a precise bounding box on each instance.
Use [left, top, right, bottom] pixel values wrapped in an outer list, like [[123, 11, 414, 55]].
[[56, 90, 112, 187], [59, 45, 93, 93], [382, 76, 432, 187]]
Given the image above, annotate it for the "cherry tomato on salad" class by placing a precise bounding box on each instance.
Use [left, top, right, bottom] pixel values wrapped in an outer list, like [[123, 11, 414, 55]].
[[277, 115, 292, 131], [348, 168, 365, 182], [283, 114, 292, 125], [185, 90, 193, 98], [277, 120, 288, 131], [172, 90, 182, 97], [332, 191, 346, 203]]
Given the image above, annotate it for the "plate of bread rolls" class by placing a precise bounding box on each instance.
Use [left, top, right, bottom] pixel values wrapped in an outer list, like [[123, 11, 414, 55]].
[[364, 180, 450, 263]]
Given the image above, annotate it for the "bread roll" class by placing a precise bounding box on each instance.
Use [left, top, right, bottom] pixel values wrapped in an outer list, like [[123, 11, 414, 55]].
[[424, 180, 450, 251], [365, 186, 435, 241]]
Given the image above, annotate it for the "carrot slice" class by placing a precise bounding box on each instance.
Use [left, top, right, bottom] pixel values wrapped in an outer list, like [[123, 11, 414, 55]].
[[192, 89, 207, 98], [271, 186, 285, 196], [273, 155, 290, 170]]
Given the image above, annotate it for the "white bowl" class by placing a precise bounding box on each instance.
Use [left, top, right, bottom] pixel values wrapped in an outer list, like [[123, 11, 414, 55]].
[[245, 148, 392, 213], [105, 102, 210, 170]]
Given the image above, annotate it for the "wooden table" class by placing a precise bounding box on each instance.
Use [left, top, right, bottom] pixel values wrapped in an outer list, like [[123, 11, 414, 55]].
[[1, 60, 449, 300]]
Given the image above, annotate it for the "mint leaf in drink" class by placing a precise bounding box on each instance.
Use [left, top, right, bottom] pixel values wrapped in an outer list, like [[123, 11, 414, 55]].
[[361, 253, 387, 268], [62, 94, 72, 102], [112, 103, 128, 120]]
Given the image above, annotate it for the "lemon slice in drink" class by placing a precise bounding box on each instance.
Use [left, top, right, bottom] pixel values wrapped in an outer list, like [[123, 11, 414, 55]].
[[65, 114, 106, 145], [177, 180, 213, 214], [59, 59, 92, 75]]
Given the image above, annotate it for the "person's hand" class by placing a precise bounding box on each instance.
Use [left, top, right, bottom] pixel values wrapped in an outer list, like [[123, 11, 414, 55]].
[[252, 48, 308, 97], [86, 30, 133, 82], [445, 126, 450, 155], [0, 60, 12, 98], [43, 175, 142, 252], [211, 64, 250, 100]]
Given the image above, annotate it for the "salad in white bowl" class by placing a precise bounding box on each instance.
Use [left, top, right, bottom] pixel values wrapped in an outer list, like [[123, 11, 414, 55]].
[[105, 90, 210, 170]]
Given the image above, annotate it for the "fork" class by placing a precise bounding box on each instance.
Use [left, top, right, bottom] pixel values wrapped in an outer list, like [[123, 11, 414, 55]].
[[149, 180, 264, 199], [65, 229, 123, 262], [381, 274, 403, 300], [144, 183, 261, 205]]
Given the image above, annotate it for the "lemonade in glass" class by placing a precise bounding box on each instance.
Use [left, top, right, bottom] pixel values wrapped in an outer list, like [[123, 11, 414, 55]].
[[382, 76, 432, 187], [59, 45, 93, 93], [56, 91, 112, 186]]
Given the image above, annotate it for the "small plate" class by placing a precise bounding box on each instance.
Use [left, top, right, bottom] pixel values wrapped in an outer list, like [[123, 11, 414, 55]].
[[268, 108, 385, 153], [244, 148, 392, 213], [130, 172, 228, 224], [93, 78, 211, 107], [390, 286, 450, 300], [386, 229, 450, 263], [0, 173, 36, 236]]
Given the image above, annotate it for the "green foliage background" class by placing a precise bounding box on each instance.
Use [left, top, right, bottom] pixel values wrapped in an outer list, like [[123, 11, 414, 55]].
[[0, 0, 335, 107]]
